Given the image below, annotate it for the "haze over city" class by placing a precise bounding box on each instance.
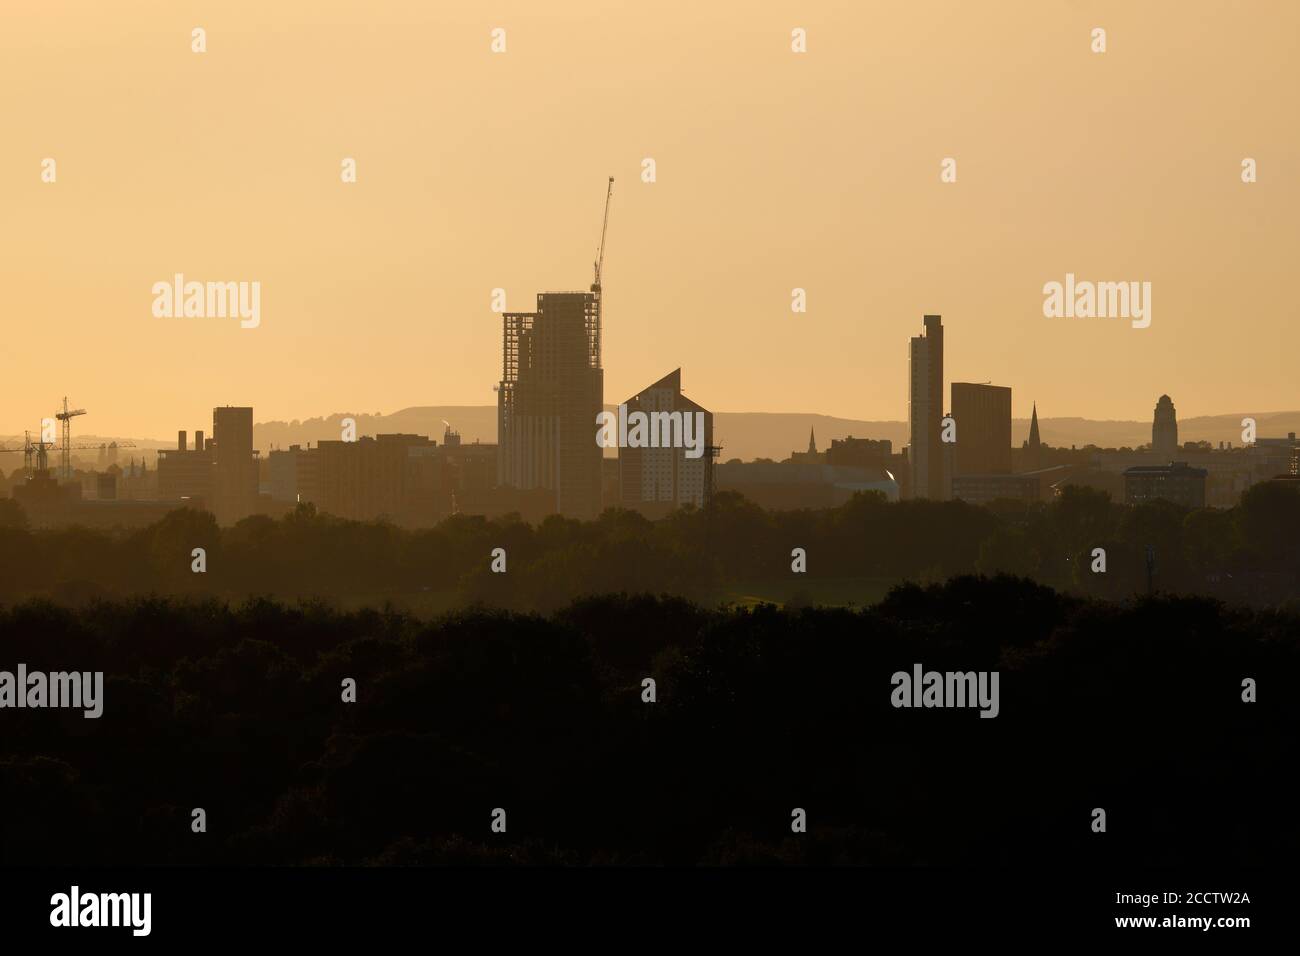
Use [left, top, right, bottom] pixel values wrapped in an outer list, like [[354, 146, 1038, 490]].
[[3, 0, 1298, 439], [2, 4, 1298, 938]]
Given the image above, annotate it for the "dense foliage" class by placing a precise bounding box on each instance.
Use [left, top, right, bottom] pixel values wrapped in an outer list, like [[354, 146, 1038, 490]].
[[1, 484, 1298, 609], [1, 579, 1295, 865]]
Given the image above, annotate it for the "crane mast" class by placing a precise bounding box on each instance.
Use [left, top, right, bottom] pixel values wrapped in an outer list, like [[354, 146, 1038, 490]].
[[593, 176, 614, 291], [56, 396, 87, 480]]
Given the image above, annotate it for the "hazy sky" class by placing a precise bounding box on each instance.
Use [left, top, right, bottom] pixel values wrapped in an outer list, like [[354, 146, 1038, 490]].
[[2, 1, 1297, 439]]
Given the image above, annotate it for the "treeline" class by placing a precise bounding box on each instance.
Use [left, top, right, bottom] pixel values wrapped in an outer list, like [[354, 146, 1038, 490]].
[[1, 483, 1298, 609], [1, 579, 1295, 865]]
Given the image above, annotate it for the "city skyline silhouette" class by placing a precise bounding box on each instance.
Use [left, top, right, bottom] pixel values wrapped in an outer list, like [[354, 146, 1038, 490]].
[[0, 4, 1294, 937], [3, 2, 1298, 439]]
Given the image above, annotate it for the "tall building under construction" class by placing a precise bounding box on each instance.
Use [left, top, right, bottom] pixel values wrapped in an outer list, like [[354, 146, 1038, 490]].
[[496, 180, 612, 520]]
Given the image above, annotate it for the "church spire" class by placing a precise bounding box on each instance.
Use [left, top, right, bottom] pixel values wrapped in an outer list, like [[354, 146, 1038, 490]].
[[808, 427, 817, 454], [1028, 403, 1041, 451]]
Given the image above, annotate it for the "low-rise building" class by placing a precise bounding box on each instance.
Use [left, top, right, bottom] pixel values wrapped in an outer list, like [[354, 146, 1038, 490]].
[[1123, 461, 1208, 508]]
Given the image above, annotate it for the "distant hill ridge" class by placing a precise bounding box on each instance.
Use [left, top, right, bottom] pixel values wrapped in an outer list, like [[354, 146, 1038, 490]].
[[250, 407, 1300, 464], [10, 409, 1297, 466]]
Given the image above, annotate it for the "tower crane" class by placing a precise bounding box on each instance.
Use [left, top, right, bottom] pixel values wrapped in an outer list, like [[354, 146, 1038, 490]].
[[56, 397, 87, 480], [0, 431, 134, 479], [0, 432, 48, 474], [0, 432, 58, 476]]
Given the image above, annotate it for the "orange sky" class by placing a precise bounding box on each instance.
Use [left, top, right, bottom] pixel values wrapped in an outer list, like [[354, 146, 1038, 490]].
[[2, 0, 1297, 439]]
